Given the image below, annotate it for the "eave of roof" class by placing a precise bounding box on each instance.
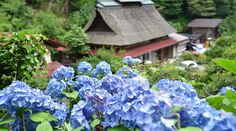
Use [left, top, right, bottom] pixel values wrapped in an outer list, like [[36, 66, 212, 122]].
[[97, 0, 154, 8], [124, 38, 178, 57], [188, 18, 223, 28]]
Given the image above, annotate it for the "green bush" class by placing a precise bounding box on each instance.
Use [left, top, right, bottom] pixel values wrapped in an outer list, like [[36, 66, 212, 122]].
[[32, 10, 65, 39], [180, 51, 196, 60], [25, 70, 49, 90], [61, 25, 89, 56], [76, 48, 124, 73], [0, 32, 47, 89]]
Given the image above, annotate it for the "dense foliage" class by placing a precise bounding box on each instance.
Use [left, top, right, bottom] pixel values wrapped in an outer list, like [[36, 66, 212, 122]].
[[77, 48, 124, 73], [154, 0, 236, 32], [0, 0, 94, 55], [0, 32, 47, 89], [62, 25, 89, 56]]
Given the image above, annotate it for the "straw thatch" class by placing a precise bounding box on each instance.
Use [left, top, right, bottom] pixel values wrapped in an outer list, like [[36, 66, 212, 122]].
[[85, 3, 176, 46], [188, 18, 223, 28]]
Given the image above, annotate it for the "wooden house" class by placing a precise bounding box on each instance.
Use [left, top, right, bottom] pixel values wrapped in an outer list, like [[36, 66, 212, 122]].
[[187, 18, 223, 42], [85, 0, 188, 62]]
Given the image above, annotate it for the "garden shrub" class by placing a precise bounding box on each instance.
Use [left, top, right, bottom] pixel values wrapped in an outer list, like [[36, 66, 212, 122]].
[[77, 47, 124, 73], [61, 25, 89, 57], [0, 32, 47, 89], [180, 51, 196, 60]]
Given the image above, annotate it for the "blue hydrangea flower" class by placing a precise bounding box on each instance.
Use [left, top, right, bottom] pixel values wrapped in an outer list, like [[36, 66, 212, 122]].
[[52, 66, 74, 81], [123, 56, 139, 66], [70, 101, 91, 130], [180, 100, 236, 131], [154, 79, 236, 130], [92, 61, 112, 78], [74, 75, 95, 98], [45, 78, 67, 100], [0, 81, 69, 130], [102, 88, 174, 131], [96, 74, 125, 94], [155, 79, 197, 99], [77, 61, 92, 74], [118, 67, 138, 79], [219, 86, 236, 95]]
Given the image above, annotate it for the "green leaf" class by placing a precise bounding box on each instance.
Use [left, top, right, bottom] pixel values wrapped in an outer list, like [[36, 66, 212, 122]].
[[223, 98, 231, 106], [178, 127, 202, 131], [72, 126, 84, 131], [30, 112, 58, 123], [62, 89, 79, 100], [206, 95, 225, 109], [214, 58, 236, 74], [90, 119, 100, 131], [225, 90, 236, 103], [0, 126, 8, 131], [172, 106, 181, 113], [222, 105, 236, 115], [0, 118, 16, 125], [151, 86, 160, 92], [36, 122, 53, 131], [107, 125, 130, 131], [64, 122, 72, 131]]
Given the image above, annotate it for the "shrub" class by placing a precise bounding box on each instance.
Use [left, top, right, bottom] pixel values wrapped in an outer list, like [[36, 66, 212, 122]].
[[61, 25, 89, 57], [180, 51, 196, 60], [77, 48, 124, 73], [0, 32, 47, 89]]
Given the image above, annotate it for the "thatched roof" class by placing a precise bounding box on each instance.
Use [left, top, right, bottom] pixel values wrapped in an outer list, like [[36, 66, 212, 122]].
[[188, 18, 223, 28], [85, 1, 176, 46]]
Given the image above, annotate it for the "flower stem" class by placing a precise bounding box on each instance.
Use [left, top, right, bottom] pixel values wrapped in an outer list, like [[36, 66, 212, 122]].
[[22, 113, 26, 131], [175, 113, 181, 129]]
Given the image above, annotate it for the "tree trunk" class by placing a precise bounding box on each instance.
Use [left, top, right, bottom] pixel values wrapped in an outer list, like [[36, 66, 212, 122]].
[[61, 0, 69, 17]]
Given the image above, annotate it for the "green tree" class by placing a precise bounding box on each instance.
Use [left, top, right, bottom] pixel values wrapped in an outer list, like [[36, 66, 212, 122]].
[[0, 32, 47, 89], [61, 25, 89, 59], [214, 0, 231, 17], [0, 0, 34, 31], [153, 0, 183, 19], [32, 10, 65, 39], [188, 0, 216, 17]]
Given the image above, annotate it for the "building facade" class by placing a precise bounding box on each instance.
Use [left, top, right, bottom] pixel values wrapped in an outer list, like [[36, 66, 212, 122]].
[[187, 18, 223, 43], [85, 0, 188, 62]]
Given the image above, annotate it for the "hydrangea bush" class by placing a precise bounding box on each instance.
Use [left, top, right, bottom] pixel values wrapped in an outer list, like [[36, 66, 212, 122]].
[[0, 56, 236, 130]]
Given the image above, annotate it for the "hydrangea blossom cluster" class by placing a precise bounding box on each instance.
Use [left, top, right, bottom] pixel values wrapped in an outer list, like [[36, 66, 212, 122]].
[[155, 79, 199, 108], [74, 75, 95, 98], [77, 61, 92, 74], [45, 78, 67, 100], [5, 58, 236, 130], [0, 81, 69, 130], [70, 101, 91, 130], [91, 61, 112, 77], [52, 65, 74, 81], [219, 86, 236, 95], [70, 89, 111, 130], [45, 65, 75, 100], [123, 56, 141, 66], [155, 79, 236, 130], [51, 58, 236, 130], [103, 88, 174, 130], [118, 67, 138, 79]]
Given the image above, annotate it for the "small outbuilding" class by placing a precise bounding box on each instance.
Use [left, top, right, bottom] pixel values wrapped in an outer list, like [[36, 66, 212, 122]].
[[85, 0, 188, 62], [187, 18, 223, 42]]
